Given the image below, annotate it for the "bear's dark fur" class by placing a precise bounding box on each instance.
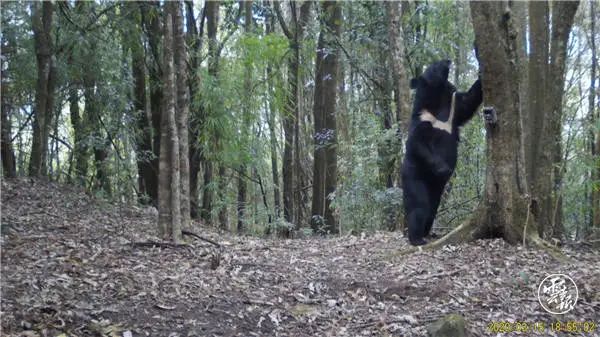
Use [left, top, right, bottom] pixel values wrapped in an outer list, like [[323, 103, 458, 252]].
[[402, 60, 482, 246]]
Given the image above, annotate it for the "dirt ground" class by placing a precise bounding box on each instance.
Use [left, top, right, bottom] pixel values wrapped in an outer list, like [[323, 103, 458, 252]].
[[1, 178, 599, 337]]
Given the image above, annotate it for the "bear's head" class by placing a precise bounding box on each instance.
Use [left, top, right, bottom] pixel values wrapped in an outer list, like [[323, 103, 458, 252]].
[[410, 60, 456, 115]]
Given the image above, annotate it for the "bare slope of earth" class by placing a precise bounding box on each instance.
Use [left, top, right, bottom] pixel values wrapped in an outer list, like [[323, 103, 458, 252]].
[[1, 178, 599, 336]]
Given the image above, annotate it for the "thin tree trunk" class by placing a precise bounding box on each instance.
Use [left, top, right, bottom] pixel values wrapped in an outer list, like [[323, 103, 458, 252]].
[[174, 1, 191, 230], [282, 58, 296, 225], [264, 2, 281, 220], [201, 160, 214, 224], [274, 1, 311, 231], [218, 165, 228, 229], [185, 1, 204, 219], [311, 1, 341, 234], [1, 36, 16, 178], [140, 1, 163, 206], [68, 64, 88, 185], [590, 0, 600, 231], [386, 1, 411, 132], [129, 2, 153, 203], [238, 0, 252, 233], [201, 0, 220, 226], [29, 2, 55, 177], [158, 4, 182, 242], [293, 2, 311, 230], [546, 1, 580, 240]]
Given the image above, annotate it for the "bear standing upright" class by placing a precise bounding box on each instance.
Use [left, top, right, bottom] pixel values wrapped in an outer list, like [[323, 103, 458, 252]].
[[402, 60, 482, 246]]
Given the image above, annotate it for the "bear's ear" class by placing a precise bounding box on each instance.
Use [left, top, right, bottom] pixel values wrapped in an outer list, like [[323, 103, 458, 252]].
[[410, 78, 419, 89]]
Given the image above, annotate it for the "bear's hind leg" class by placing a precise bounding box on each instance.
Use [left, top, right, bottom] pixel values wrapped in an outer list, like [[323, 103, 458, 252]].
[[408, 208, 429, 245], [424, 189, 443, 238]]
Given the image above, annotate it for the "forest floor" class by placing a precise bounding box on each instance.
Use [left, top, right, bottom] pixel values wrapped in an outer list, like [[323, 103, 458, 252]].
[[1, 178, 599, 337]]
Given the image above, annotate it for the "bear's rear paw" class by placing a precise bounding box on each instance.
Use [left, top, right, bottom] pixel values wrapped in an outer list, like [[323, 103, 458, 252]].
[[409, 238, 428, 246], [427, 232, 439, 239]]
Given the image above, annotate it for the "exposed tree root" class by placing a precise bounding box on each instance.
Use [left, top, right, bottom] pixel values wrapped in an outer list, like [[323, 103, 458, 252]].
[[389, 216, 481, 258], [390, 206, 568, 262], [524, 233, 569, 263]]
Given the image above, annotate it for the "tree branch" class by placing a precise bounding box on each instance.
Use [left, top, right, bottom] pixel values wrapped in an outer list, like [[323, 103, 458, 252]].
[[273, 1, 292, 39]]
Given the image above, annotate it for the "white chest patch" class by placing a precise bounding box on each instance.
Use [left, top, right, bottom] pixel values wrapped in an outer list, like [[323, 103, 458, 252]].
[[419, 92, 456, 135]]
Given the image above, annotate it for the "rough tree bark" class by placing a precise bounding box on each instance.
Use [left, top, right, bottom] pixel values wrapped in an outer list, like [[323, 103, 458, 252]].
[[129, 2, 154, 203], [29, 1, 55, 177], [293, 2, 311, 229], [158, 3, 182, 242], [264, 1, 281, 221], [185, 1, 205, 219], [274, 1, 311, 232], [523, 1, 578, 240], [525, 1, 550, 237], [386, 1, 412, 132], [201, 0, 220, 225], [237, 0, 252, 233], [590, 0, 600, 230], [140, 1, 163, 206], [545, 1, 580, 239], [1, 34, 16, 177], [310, 1, 341, 234], [425, 1, 550, 250], [174, 1, 191, 231]]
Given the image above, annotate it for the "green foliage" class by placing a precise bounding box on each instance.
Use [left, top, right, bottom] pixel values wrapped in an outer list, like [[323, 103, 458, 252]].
[[3, 0, 595, 241]]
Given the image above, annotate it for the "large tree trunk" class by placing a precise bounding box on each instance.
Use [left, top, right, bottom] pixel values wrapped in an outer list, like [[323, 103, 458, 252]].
[[525, 1, 550, 237], [310, 1, 341, 234], [431, 1, 544, 248], [29, 2, 55, 177]]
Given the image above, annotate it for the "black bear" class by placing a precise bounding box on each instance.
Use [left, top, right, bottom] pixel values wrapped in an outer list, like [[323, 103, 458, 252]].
[[402, 60, 482, 246]]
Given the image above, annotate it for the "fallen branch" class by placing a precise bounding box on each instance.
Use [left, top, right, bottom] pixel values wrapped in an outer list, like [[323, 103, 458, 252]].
[[243, 299, 274, 306], [182, 230, 221, 248], [132, 241, 191, 249]]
